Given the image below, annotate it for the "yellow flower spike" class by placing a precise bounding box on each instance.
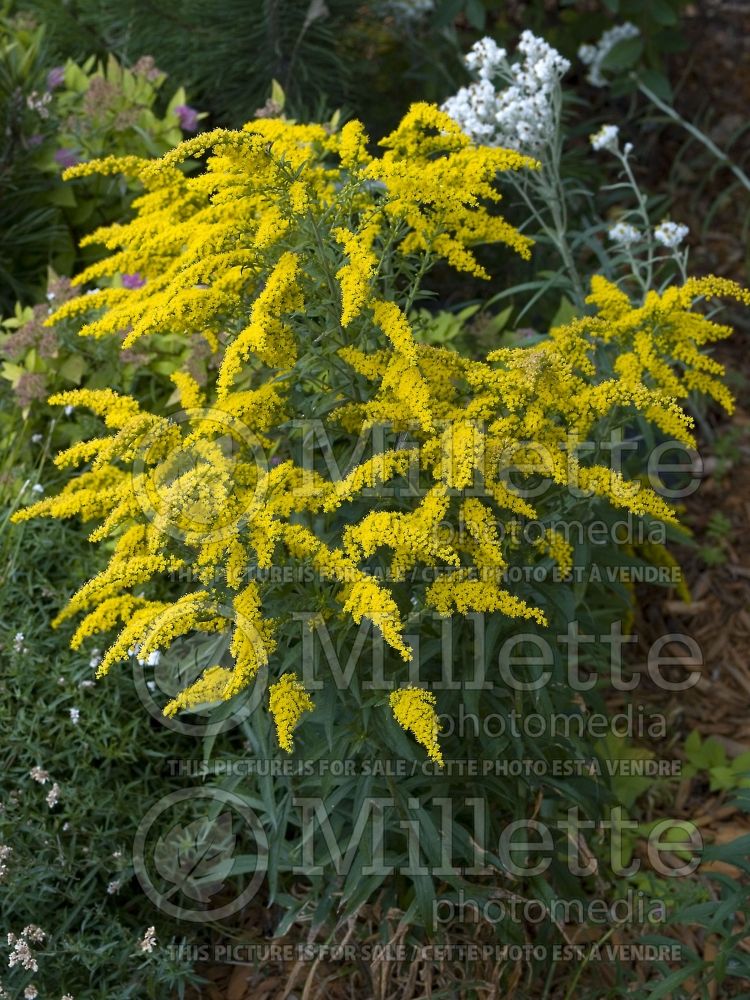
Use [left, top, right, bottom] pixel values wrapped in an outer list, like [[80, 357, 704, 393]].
[[334, 226, 379, 326], [171, 371, 206, 410], [534, 528, 574, 579], [389, 686, 444, 767], [335, 119, 371, 169], [269, 673, 315, 753], [163, 666, 234, 717]]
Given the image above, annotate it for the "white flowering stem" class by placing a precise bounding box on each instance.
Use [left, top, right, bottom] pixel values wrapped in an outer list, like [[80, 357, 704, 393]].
[[546, 173, 585, 308], [637, 77, 750, 196], [510, 163, 585, 310], [612, 149, 654, 302], [534, 86, 585, 308], [673, 247, 689, 285]]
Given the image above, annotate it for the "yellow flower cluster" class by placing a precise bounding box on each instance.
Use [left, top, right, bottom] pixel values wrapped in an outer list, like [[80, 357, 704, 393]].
[[567, 275, 750, 416], [13, 104, 745, 761], [534, 527, 574, 579], [389, 687, 443, 766], [269, 673, 315, 752]]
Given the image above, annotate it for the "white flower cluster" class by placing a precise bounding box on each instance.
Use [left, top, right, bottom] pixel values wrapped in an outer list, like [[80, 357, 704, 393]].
[[579, 22, 640, 87], [607, 219, 690, 251], [654, 221, 690, 249], [7, 927, 45, 973], [0, 845, 11, 882], [139, 927, 157, 953], [385, 0, 433, 19], [26, 90, 52, 119], [590, 123, 619, 152], [608, 222, 641, 247], [441, 32, 570, 153]]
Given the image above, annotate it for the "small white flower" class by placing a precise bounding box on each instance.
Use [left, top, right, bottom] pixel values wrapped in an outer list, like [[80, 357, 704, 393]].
[[79, 679, 95, 689], [139, 926, 157, 953], [22, 928, 45, 945], [31, 433, 43, 444], [146, 680, 157, 693], [24, 985, 38, 999], [69, 707, 80, 725], [61, 995, 75, 999], [64, 405, 74, 415], [29, 766, 50, 785], [46, 783, 61, 808], [623, 141, 634, 155], [89, 648, 102, 669], [112, 850, 123, 861], [608, 221, 641, 246], [385, 0, 434, 19], [57, 676, 65, 685], [8, 935, 38, 972], [107, 879, 122, 895], [654, 220, 689, 249], [13, 633, 25, 653], [0, 845, 11, 881], [31, 484, 44, 495], [579, 22, 640, 87], [135, 645, 161, 667], [590, 124, 619, 152]]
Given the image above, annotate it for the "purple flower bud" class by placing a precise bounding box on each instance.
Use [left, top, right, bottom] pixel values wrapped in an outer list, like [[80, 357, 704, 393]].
[[122, 272, 146, 290], [46, 66, 66, 91], [26, 133, 44, 149], [174, 104, 199, 133], [54, 148, 80, 169]]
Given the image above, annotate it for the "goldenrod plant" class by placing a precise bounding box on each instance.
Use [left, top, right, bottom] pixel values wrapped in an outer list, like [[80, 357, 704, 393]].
[[14, 104, 748, 766]]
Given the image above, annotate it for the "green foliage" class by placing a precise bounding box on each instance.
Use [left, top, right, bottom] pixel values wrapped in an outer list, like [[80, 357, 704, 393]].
[[412, 302, 513, 349], [0, 12, 194, 309], [698, 511, 733, 567], [683, 731, 750, 793], [0, 271, 194, 513], [14, 0, 367, 124], [11, 0, 691, 135], [0, 515, 203, 998]]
